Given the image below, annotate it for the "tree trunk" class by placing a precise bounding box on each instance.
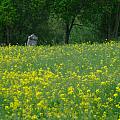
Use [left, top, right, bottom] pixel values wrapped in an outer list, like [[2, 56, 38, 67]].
[[112, 5, 120, 39], [6, 26, 10, 45], [64, 17, 76, 44], [65, 22, 70, 44], [107, 14, 112, 39]]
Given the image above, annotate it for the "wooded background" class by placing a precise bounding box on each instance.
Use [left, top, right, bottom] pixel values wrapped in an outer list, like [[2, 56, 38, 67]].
[[0, 0, 120, 45]]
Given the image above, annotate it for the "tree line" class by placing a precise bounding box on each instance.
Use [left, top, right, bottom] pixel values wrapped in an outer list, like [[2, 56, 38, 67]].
[[0, 0, 120, 45]]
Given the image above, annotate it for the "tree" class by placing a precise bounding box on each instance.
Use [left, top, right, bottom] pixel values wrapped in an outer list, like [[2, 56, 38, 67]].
[[0, 0, 52, 45], [48, 0, 95, 44], [12, 0, 50, 45], [0, 0, 17, 44], [99, 0, 120, 40]]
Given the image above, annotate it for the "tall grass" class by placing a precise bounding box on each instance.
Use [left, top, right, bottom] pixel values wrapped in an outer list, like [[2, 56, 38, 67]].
[[0, 42, 120, 120]]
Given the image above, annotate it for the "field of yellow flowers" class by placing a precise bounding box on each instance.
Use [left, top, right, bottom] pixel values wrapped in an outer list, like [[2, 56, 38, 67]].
[[0, 42, 120, 120]]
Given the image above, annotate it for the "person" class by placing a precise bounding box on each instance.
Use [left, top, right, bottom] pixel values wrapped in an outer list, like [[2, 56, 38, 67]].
[[27, 34, 38, 46]]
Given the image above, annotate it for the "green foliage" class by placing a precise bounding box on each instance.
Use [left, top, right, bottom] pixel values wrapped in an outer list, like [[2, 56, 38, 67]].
[[0, 0, 120, 44], [0, 0, 17, 26], [71, 25, 100, 43]]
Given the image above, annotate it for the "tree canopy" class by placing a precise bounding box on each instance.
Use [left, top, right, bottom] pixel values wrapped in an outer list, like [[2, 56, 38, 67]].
[[0, 0, 120, 45]]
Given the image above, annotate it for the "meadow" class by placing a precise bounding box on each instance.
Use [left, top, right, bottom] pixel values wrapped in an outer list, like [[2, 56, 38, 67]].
[[0, 42, 120, 120]]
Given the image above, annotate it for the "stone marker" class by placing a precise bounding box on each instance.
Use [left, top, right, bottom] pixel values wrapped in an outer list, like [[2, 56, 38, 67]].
[[27, 34, 38, 46]]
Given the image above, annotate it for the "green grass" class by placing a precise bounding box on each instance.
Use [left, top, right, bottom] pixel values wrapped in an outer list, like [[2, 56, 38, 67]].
[[0, 42, 120, 120]]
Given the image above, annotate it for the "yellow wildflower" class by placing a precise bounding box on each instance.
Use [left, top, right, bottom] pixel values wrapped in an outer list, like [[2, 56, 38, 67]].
[[68, 86, 74, 95], [116, 87, 120, 92], [113, 93, 118, 97], [31, 115, 38, 120], [5, 106, 9, 110]]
